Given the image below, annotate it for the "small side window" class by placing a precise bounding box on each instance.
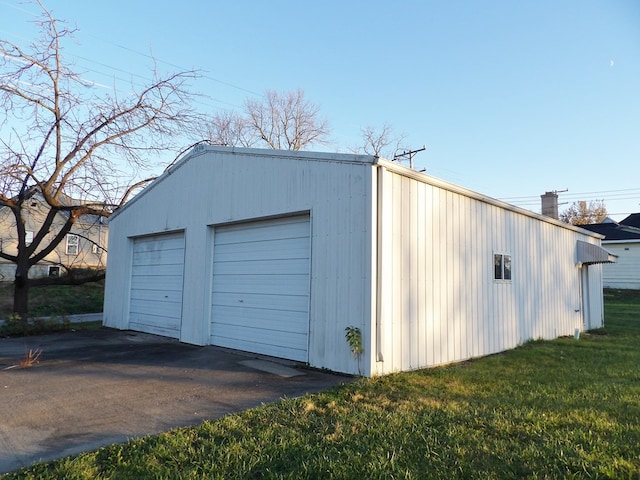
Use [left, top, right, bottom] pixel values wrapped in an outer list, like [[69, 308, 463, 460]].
[[494, 253, 512, 281], [48, 266, 60, 277], [503, 255, 512, 280], [25, 231, 34, 246]]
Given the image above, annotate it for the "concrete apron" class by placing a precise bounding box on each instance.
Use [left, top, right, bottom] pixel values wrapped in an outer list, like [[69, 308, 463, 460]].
[[0, 328, 349, 474]]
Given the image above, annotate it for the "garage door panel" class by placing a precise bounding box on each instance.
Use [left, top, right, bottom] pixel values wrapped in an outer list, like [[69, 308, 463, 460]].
[[130, 232, 184, 340], [212, 305, 309, 333], [130, 298, 183, 318], [131, 275, 184, 292], [214, 240, 309, 262], [130, 312, 181, 328], [212, 258, 309, 275], [211, 215, 310, 362], [133, 248, 184, 265], [130, 315, 181, 338], [130, 288, 183, 303], [215, 219, 309, 245], [214, 326, 308, 362], [130, 263, 185, 277], [212, 274, 310, 296], [212, 292, 309, 312]]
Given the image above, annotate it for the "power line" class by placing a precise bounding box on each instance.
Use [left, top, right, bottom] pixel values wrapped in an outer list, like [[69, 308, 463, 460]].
[[89, 36, 262, 98], [501, 187, 640, 201], [2, 4, 262, 109]]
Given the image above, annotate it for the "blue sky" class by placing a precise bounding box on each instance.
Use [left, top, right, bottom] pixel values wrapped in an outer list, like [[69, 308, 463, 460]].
[[2, 0, 639, 219]]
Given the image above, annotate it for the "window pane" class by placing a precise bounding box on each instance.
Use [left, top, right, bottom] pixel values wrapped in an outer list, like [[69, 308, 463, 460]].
[[66, 235, 79, 255], [494, 254, 503, 280], [503, 255, 512, 280]]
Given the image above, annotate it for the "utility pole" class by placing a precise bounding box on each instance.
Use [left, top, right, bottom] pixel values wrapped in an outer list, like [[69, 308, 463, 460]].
[[393, 146, 426, 170]]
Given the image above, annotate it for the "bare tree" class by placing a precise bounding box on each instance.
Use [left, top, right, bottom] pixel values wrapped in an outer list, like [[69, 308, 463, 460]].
[[0, 1, 201, 321], [203, 89, 330, 151], [353, 123, 408, 159], [560, 200, 608, 225], [198, 110, 256, 148]]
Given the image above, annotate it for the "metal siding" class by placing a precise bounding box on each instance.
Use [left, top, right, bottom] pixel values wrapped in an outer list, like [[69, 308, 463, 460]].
[[129, 232, 185, 339], [601, 242, 640, 289], [390, 173, 403, 369], [105, 148, 607, 377], [376, 166, 603, 375], [416, 184, 427, 367], [211, 216, 310, 362], [105, 150, 373, 375], [430, 186, 443, 366]]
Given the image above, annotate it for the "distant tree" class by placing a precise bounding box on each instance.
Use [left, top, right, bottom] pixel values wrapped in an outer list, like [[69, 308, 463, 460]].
[[353, 122, 408, 159], [203, 89, 330, 151], [199, 110, 255, 148], [560, 200, 608, 225], [0, 1, 201, 321]]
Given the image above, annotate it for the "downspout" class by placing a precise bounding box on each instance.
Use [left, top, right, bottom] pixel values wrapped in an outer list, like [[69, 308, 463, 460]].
[[374, 159, 384, 363]]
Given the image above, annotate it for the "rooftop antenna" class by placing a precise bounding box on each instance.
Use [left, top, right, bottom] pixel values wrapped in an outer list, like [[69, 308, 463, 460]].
[[393, 145, 426, 170]]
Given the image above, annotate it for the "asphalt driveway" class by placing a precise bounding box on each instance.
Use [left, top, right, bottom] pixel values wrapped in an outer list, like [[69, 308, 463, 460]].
[[0, 328, 349, 474]]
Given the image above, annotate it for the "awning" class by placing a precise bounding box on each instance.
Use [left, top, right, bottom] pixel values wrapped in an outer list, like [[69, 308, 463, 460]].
[[576, 240, 617, 265]]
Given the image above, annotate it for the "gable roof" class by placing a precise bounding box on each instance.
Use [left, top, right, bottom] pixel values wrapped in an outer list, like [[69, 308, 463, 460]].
[[110, 146, 605, 241], [620, 213, 640, 229], [0, 189, 107, 226], [580, 222, 640, 241]]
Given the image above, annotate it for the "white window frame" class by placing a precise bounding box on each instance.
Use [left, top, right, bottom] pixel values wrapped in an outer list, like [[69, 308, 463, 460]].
[[493, 252, 512, 282], [25, 231, 34, 246], [66, 234, 79, 255]]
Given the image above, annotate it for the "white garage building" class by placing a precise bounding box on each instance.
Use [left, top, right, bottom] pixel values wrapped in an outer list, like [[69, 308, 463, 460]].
[[103, 146, 613, 376]]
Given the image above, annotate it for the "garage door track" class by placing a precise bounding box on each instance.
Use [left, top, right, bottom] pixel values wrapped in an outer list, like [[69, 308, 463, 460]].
[[0, 328, 348, 474]]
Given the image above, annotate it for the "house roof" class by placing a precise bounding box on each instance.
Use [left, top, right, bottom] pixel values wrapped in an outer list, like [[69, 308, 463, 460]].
[[0, 189, 107, 226], [620, 213, 640, 229], [579, 222, 640, 241]]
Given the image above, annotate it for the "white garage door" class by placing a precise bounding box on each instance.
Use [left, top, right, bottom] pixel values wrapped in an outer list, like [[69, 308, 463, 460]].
[[211, 215, 311, 362], [129, 232, 185, 339]]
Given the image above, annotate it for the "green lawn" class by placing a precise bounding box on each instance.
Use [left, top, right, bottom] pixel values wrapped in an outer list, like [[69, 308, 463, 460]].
[[0, 282, 104, 336], [4, 289, 640, 479], [0, 282, 104, 319]]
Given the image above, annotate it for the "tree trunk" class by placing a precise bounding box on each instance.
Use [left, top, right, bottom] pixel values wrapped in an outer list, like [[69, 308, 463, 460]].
[[13, 256, 30, 323]]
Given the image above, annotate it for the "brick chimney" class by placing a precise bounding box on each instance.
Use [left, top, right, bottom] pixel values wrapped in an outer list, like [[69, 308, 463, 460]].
[[541, 191, 559, 220]]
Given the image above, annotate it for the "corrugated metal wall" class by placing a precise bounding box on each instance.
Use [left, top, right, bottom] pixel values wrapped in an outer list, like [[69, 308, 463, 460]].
[[372, 163, 604, 375], [104, 148, 375, 375], [104, 147, 606, 377]]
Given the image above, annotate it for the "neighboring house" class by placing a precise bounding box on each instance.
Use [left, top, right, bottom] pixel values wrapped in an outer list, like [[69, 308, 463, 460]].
[[104, 146, 614, 376], [580, 217, 640, 290], [0, 193, 108, 281], [620, 213, 640, 229]]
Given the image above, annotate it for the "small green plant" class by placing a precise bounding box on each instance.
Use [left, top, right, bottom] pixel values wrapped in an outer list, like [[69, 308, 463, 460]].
[[345, 326, 364, 376], [1, 312, 24, 336], [344, 326, 364, 356], [1, 313, 77, 337]]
